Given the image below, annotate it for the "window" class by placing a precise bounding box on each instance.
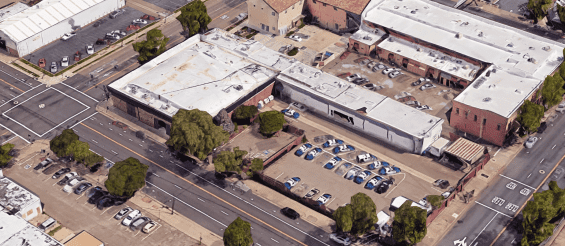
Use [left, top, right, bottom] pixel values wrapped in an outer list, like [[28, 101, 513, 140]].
[[474, 115, 477, 122], [292, 4, 295, 9], [483, 118, 486, 125], [323, 3, 326, 6], [273, 26, 276, 31], [335, 23, 339, 30], [456, 108, 459, 114], [497, 124, 501, 131], [313, 0, 316, 3], [285, 10, 287, 13], [253, 4, 255, 7], [465, 111, 468, 119], [272, 12, 275, 16], [334, 6, 338, 11]]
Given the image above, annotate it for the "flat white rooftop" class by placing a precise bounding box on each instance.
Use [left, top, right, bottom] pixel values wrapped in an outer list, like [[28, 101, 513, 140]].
[[109, 34, 278, 117], [278, 62, 443, 138], [364, 0, 565, 80], [0, 177, 40, 213], [350, 27, 385, 46], [454, 67, 542, 117], [0, 212, 62, 246]]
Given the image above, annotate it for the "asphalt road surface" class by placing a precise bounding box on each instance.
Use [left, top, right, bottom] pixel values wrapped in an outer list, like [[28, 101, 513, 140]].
[[439, 113, 565, 246]]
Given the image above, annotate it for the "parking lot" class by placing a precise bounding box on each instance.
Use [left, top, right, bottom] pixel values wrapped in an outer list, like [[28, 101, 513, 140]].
[[24, 7, 155, 73], [4, 142, 197, 246]]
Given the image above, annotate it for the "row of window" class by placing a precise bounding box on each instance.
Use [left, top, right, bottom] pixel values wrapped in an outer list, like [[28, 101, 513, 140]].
[[312, 0, 339, 11], [455, 108, 502, 130]]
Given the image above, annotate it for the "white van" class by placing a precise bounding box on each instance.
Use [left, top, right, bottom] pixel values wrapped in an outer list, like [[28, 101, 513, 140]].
[[63, 179, 81, 193], [390, 196, 432, 215], [38, 218, 56, 231]]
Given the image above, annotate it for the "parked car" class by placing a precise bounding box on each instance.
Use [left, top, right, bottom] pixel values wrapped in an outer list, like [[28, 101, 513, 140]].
[[57, 172, 78, 185], [61, 33, 76, 41], [379, 166, 401, 175], [335, 162, 352, 176], [420, 83, 436, 91], [290, 102, 306, 111], [111, 30, 127, 36], [433, 179, 450, 189], [360, 58, 371, 65], [288, 35, 302, 42], [354, 170, 371, 184], [281, 108, 299, 119], [362, 83, 383, 91], [346, 73, 361, 82], [143, 221, 157, 233], [95, 38, 108, 45], [295, 143, 312, 156], [61, 56, 69, 67], [416, 105, 432, 111], [333, 145, 355, 154], [132, 19, 147, 25], [352, 77, 369, 85], [74, 182, 92, 195], [525, 136, 538, 149], [284, 177, 300, 190], [413, 77, 430, 86], [367, 61, 377, 69], [97, 197, 115, 209], [329, 233, 351, 246], [38, 58, 46, 68], [86, 45, 94, 55], [50, 62, 57, 73], [131, 217, 151, 230], [376, 179, 394, 194], [115, 207, 133, 220], [316, 194, 332, 206], [357, 154, 375, 163], [538, 122, 547, 134], [109, 9, 125, 18], [388, 70, 402, 78], [368, 161, 389, 170], [281, 207, 300, 220], [34, 158, 53, 170], [105, 33, 121, 40], [86, 186, 103, 198], [373, 64, 387, 72], [88, 190, 108, 204], [63, 179, 81, 193], [122, 210, 141, 226], [235, 12, 248, 21], [324, 157, 342, 170], [323, 139, 344, 148], [52, 168, 71, 179], [278, 44, 293, 53], [382, 68, 395, 75], [304, 188, 320, 199], [305, 148, 322, 160], [345, 166, 362, 180], [365, 176, 383, 189]]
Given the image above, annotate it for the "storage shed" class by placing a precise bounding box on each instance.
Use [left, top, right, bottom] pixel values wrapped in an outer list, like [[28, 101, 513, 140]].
[[428, 137, 450, 157]]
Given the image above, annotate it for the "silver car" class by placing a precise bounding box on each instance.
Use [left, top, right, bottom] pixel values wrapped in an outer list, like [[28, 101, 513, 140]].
[[50, 62, 57, 73], [86, 45, 94, 55], [525, 136, 538, 148], [61, 56, 69, 67]]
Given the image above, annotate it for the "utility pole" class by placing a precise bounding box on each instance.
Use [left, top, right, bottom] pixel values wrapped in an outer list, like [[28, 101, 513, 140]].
[[171, 199, 175, 215]]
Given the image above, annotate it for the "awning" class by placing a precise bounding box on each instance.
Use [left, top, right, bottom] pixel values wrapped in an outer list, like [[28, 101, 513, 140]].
[[444, 137, 485, 164]]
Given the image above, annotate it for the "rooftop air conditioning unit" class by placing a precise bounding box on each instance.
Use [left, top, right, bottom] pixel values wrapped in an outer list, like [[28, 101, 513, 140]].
[[363, 36, 372, 40], [542, 46, 551, 51], [417, 47, 422, 52], [455, 33, 462, 39]]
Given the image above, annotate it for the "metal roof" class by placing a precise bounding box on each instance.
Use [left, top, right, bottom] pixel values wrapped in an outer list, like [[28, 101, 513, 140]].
[[444, 137, 484, 163], [0, 0, 104, 42]]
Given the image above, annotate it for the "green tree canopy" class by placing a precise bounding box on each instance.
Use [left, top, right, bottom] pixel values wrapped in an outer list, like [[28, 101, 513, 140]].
[[105, 157, 148, 197], [256, 111, 285, 135], [522, 181, 565, 246], [224, 217, 253, 246], [133, 28, 170, 62], [393, 201, 428, 245], [0, 143, 15, 168], [232, 105, 258, 121], [176, 0, 212, 37], [426, 195, 445, 209], [527, 0, 553, 20], [333, 193, 379, 235], [67, 140, 104, 167], [517, 100, 545, 133], [541, 74, 565, 108], [167, 109, 230, 160], [50, 129, 79, 157], [250, 158, 264, 172], [213, 147, 248, 173]]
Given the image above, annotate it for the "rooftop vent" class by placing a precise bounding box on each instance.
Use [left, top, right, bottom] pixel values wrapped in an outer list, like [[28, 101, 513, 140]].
[[485, 71, 491, 77], [417, 47, 422, 52], [542, 46, 551, 51], [528, 58, 537, 64], [507, 42, 514, 48], [463, 65, 469, 69], [394, 6, 399, 9], [482, 97, 491, 102], [461, 21, 469, 26], [529, 46, 535, 50], [488, 84, 496, 89], [388, 37, 394, 42], [515, 89, 522, 94], [397, 49, 401, 52], [478, 31, 483, 37], [313, 72, 321, 78], [234, 85, 243, 91], [492, 68, 496, 73], [473, 77, 486, 89], [456, 60, 462, 64], [410, 9, 417, 14], [455, 33, 462, 39], [363, 36, 372, 40]]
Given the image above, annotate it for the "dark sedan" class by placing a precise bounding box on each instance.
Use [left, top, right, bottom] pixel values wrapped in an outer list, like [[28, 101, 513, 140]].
[[281, 207, 300, 220], [74, 183, 92, 195], [52, 168, 71, 179]]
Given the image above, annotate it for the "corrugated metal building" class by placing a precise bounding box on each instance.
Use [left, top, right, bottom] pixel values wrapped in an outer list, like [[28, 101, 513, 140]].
[[0, 0, 125, 57]]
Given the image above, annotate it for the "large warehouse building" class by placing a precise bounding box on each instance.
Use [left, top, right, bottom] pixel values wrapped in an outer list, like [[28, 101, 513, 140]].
[[0, 0, 125, 57]]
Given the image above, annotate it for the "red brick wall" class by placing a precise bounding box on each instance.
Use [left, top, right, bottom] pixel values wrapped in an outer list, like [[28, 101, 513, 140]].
[[450, 101, 512, 146], [227, 82, 275, 118], [111, 95, 127, 114], [378, 48, 430, 77], [305, 0, 347, 31], [348, 39, 374, 55]]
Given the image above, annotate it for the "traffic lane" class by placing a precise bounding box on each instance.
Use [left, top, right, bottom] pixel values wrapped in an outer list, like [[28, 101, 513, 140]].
[[208, 1, 248, 30], [0, 62, 37, 91], [206, 0, 247, 19]]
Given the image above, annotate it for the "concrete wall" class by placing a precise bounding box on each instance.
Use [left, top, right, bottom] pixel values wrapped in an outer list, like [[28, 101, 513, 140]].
[[305, 0, 347, 32], [247, 0, 280, 35]]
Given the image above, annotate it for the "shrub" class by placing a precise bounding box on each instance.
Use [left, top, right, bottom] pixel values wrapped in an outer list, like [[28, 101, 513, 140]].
[[288, 47, 299, 56], [256, 111, 285, 135], [301, 136, 308, 143]]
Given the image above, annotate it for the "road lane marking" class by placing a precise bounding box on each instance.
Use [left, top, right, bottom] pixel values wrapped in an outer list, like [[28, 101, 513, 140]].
[[221, 211, 229, 216], [1, 136, 16, 145], [197, 198, 205, 202], [83, 62, 138, 92], [211, 1, 246, 21], [470, 214, 498, 246], [474, 201, 512, 218], [553, 145, 556, 149], [0, 84, 42, 108], [498, 174, 535, 189], [174, 185, 182, 189], [540, 158, 545, 164], [0, 78, 24, 93], [81, 122, 324, 246], [70, 112, 98, 128], [60, 81, 99, 102], [271, 238, 279, 243]]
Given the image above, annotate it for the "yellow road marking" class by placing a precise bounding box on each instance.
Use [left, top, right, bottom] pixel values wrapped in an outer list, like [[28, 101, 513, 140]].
[[0, 78, 25, 93]]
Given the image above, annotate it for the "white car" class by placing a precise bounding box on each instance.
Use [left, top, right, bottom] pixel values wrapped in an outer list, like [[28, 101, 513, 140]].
[[86, 45, 94, 55], [284, 177, 300, 190], [290, 102, 306, 111], [50, 62, 57, 73], [346, 73, 361, 82], [111, 30, 127, 36], [288, 35, 302, 42], [316, 194, 332, 206], [382, 68, 395, 75], [416, 105, 432, 111], [236, 12, 248, 21], [330, 234, 352, 245], [367, 61, 377, 69], [61, 33, 76, 41], [525, 136, 538, 149], [132, 19, 147, 25], [122, 210, 141, 226], [61, 56, 69, 67], [388, 70, 402, 78]]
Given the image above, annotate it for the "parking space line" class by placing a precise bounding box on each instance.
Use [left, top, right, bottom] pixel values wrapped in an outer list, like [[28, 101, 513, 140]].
[[134, 230, 141, 237], [498, 174, 535, 189], [75, 194, 85, 200], [385, 173, 406, 198], [1, 135, 16, 145], [101, 207, 112, 215], [19, 153, 39, 166], [141, 223, 161, 241]]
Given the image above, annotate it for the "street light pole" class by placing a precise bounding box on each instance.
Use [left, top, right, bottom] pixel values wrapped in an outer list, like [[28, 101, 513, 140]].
[[171, 199, 175, 215]]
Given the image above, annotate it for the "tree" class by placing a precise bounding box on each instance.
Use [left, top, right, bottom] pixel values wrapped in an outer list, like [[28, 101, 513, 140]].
[[105, 157, 148, 197], [256, 111, 285, 135], [333, 193, 379, 235], [250, 158, 264, 172], [66, 140, 104, 167], [527, 0, 553, 20], [167, 109, 230, 160], [224, 217, 253, 246], [50, 129, 79, 157], [521, 181, 565, 246], [176, 0, 212, 37], [426, 195, 445, 209], [393, 201, 427, 245], [0, 143, 15, 168], [232, 105, 258, 123], [133, 29, 170, 63], [541, 74, 565, 108], [213, 147, 248, 173], [517, 100, 544, 133]]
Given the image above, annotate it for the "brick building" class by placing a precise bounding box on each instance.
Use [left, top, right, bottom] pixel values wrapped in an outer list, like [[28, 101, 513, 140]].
[[355, 0, 565, 146], [247, 0, 304, 35], [304, 0, 372, 33], [107, 29, 292, 135]]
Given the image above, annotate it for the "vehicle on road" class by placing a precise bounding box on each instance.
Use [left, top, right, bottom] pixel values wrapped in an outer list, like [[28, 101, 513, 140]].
[[86, 45, 94, 55], [345, 166, 362, 180], [284, 177, 300, 190], [295, 143, 312, 156], [329, 233, 351, 245], [61, 56, 69, 67], [420, 83, 436, 91], [50, 62, 57, 73], [324, 157, 342, 170], [115, 207, 133, 220], [354, 170, 371, 184], [132, 19, 147, 25], [357, 154, 375, 163], [61, 33, 75, 41], [304, 188, 320, 199], [74, 182, 92, 195], [333, 145, 355, 154], [388, 70, 402, 78], [109, 9, 125, 18], [143, 221, 157, 233], [346, 73, 361, 82], [323, 139, 344, 148], [368, 161, 389, 170], [122, 210, 141, 226], [281, 108, 299, 119], [34, 158, 53, 170], [379, 166, 401, 175], [281, 207, 300, 220], [382, 68, 395, 75], [235, 12, 248, 21], [525, 136, 538, 148], [57, 172, 77, 185], [305, 148, 322, 160], [316, 194, 332, 206], [365, 176, 383, 189], [52, 168, 71, 179], [288, 35, 302, 42]]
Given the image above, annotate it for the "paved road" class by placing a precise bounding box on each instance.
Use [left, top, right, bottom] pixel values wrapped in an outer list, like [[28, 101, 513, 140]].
[[439, 113, 565, 246]]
